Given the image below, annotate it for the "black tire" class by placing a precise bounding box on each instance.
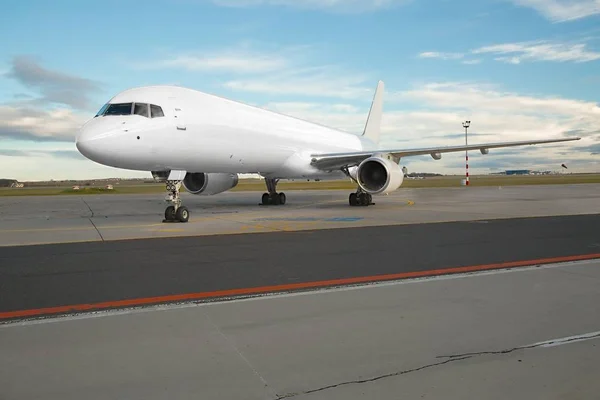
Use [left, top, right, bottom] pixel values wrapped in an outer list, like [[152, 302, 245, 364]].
[[358, 193, 367, 206], [176, 206, 189, 223], [349, 193, 358, 206], [271, 193, 281, 205], [279, 192, 286, 205], [262, 193, 270, 205], [165, 205, 176, 221]]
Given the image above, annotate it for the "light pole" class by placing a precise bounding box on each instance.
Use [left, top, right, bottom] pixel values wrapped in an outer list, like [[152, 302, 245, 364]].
[[462, 120, 471, 186]]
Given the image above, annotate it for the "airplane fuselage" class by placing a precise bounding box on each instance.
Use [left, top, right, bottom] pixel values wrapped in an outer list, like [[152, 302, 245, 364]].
[[76, 85, 375, 180]]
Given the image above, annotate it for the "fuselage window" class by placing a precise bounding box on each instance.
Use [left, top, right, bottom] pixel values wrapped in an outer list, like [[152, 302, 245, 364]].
[[150, 104, 164, 118], [133, 103, 149, 117], [94, 103, 109, 117], [104, 103, 133, 116]]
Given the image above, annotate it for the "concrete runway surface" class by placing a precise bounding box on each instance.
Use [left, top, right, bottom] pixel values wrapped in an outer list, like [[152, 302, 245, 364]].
[[1, 184, 600, 399], [0, 184, 599, 247], [1, 259, 600, 399]]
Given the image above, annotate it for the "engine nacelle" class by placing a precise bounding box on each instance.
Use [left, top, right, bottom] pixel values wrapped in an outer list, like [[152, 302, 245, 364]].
[[356, 156, 404, 195], [431, 152, 442, 160], [182, 172, 239, 195]]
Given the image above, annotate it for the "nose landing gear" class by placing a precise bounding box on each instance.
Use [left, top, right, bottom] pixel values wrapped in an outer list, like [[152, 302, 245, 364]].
[[163, 180, 189, 222]]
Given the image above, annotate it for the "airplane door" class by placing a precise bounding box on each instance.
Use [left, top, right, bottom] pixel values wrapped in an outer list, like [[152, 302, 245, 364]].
[[174, 107, 186, 130]]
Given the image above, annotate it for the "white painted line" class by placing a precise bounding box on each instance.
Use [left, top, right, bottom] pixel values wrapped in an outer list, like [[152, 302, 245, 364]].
[[2, 257, 599, 328]]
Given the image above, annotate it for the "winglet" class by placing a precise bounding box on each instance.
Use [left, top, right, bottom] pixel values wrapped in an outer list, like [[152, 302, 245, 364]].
[[362, 80, 384, 145]]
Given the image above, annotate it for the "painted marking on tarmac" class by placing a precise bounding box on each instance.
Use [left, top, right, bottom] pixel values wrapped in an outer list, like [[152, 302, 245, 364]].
[[1, 253, 599, 322], [3, 258, 599, 327]]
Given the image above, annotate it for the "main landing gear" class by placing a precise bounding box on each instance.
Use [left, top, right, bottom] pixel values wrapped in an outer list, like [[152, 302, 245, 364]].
[[163, 179, 189, 223], [261, 178, 286, 206], [349, 190, 373, 207], [342, 166, 374, 207]]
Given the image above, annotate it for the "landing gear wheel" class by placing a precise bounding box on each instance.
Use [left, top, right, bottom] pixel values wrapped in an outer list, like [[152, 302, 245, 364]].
[[262, 193, 270, 205], [175, 206, 189, 223], [165, 205, 176, 221], [261, 178, 287, 206], [271, 193, 281, 205], [349, 192, 373, 206], [359, 193, 373, 206]]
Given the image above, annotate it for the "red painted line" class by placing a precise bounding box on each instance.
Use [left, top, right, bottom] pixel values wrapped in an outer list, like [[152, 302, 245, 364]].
[[2, 253, 600, 320]]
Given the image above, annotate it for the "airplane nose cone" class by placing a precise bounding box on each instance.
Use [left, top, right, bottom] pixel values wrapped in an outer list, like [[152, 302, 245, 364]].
[[75, 120, 119, 164], [75, 126, 98, 160], [75, 135, 92, 159]]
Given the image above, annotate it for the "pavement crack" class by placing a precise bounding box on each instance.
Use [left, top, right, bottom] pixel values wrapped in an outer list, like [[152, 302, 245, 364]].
[[275, 331, 600, 399], [273, 356, 471, 400], [81, 198, 94, 218], [81, 198, 104, 241], [438, 331, 600, 360], [87, 218, 104, 242]]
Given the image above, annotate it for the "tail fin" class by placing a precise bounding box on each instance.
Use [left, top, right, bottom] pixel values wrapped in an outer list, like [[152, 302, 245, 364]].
[[362, 80, 384, 145]]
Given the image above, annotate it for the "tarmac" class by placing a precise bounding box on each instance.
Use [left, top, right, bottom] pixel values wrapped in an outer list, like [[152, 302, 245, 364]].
[[2, 259, 600, 399], [1, 183, 600, 399], [0, 183, 599, 247]]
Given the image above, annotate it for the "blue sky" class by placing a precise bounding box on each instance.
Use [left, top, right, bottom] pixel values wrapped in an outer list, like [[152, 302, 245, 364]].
[[1, 0, 599, 180]]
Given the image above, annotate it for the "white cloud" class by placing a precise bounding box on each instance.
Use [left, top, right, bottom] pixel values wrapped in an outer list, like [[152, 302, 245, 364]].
[[212, 0, 409, 12], [510, 0, 600, 22], [0, 105, 88, 142], [472, 41, 600, 63], [421, 40, 600, 65], [224, 65, 374, 99], [153, 53, 288, 74], [418, 52, 464, 60], [138, 43, 321, 76]]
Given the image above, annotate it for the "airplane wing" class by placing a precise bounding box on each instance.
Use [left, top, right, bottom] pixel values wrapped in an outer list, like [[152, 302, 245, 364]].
[[310, 137, 581, 171]]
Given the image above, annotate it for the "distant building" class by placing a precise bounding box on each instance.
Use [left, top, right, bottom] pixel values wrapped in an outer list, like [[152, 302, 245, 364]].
[[505, 170, 531, 175], [0, 179, 23, 188]]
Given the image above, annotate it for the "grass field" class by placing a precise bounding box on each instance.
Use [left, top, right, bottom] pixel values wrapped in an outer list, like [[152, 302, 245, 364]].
[[1, 173, 599, 197]]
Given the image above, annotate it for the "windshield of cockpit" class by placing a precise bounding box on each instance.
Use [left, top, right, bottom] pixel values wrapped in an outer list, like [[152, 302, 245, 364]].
[[95, 102, 165, 118]]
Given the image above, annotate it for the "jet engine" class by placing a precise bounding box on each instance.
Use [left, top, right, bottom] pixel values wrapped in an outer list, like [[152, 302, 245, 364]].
[[182, 172, 239, 195], [356, 155, 404, 195]]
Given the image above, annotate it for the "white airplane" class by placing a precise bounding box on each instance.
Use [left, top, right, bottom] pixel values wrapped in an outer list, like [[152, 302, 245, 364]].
[[75, 81, 580, 222]]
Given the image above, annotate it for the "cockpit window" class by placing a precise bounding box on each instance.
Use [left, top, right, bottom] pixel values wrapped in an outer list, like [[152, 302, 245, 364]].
[[104, 103, 133, 116], [150, 104, 164, 118], [133, 103, 149, 117], [95, 102, 163, 118], [94, 103, 109, 117]]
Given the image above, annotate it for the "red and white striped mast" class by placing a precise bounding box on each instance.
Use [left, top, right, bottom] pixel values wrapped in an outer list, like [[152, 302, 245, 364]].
[[462, 120, 471, 186]]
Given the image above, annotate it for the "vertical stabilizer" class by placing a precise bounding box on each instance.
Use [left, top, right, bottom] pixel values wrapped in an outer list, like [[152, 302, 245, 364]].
[[362, 80, 384, 145]]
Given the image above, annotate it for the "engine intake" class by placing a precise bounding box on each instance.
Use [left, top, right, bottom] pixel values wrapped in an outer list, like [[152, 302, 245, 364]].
[[357, 156, 404, 195], [182, 172, 239, 195]]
